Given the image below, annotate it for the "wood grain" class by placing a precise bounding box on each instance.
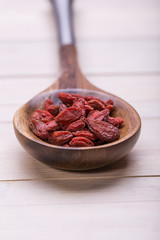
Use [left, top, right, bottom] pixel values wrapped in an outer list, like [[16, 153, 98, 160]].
[[0, 41, 159, 76], [0, 0, 159, 41], [0, 177, 160, 206], [0, 178, 159, 240], [0, 75, 159, 122], [0, 202, 159, 240], [0, 0, 160, 239], [0, 75, 160, 104]]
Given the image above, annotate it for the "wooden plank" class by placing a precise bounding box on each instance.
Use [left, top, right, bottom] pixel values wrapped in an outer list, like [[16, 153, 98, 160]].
[[0, 99, 159, 122], [0, 75, 160, 105], [0, 202, 159, 240], [1, 100, 160, 123], [0, 178, 159, 240], [0, 118, 159, 180], [0, 41, 159, 76], [1, 1, 159, 239], [0, 177, 160, 205], [0, 0, 159, 41], [0, 75, 159, 121]]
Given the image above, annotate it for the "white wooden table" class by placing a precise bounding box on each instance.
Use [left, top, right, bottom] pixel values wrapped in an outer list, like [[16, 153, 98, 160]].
[[0, 0, 160, 239]]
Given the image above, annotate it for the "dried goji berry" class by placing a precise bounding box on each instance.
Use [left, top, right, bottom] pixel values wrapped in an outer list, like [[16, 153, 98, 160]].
[[72, 98, 86, 107], [44, 99, 54, 111], [87, 109, 109, 121], [45, 120, 60, 131], [55, 107, 82, 123], [105, 99, 114, 106], [84, 104, 94, 113], [105, 104, 114, 112], [107, 116, 124, 128], [58, 92, 76, 105], [44, 99, 59, 116], [60, 122, 72, 130], [30, 93, 124, 147], [70, 93, 84, 99], [59, 102, 67, 112], [72, 98, 87, 116], [67, 120, 86, 132], [30, 120, 49, 140], [86, 119, 120, 143], [73, 130, 97, 141], [115, 117, 124, 127], [48, 131, 73, 145], [88, 99, 105, 110], [69, 137, 94, 147], [32, 109, 54, 123], [30, 111, 40, 121], [85, 95, 105, 105]]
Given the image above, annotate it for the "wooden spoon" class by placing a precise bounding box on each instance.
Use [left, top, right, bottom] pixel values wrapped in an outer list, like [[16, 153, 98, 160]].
[[13, 0, 141, 171]]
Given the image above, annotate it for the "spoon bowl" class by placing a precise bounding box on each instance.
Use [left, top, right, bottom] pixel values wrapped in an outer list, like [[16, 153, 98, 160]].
[[13, 1, 141, 171], [13, 84, 141, 171]]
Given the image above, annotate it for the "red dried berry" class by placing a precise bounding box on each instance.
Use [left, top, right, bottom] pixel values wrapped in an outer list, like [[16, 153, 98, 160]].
[[87, 109, 109, 121], [30, 120, 49, 140], [107, 116, 124, 128], [30, 93, 124, 147], [72, 98, 87, 116], [69, 137, 94, 147], [85, 95, 105, 104], [67, 120, 86, 132], [45, 120, 60, 131], [59, 102, 67, 112], [70, 93, 84, 99], [84, 104, 94, 113], [73, 130, 97, 141], [44, 99, 59, 116], [116, 117, 124, 127], [55, 107, 82, 123], [105, 104, 114, 112], [88, 99, 105, 110], [105, 99, 114, 106], [31, 109, 54, 123], [44, 99, 54, 111], [60, 122, 72, 130], [58, 92, 76, 105], [72, 98, 86, 107], [48, 131, 73, 145], [86, 119, 120, 143]]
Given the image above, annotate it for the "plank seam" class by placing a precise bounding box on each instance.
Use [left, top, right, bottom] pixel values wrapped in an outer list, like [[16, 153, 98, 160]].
[[0, 175, 160, 182]]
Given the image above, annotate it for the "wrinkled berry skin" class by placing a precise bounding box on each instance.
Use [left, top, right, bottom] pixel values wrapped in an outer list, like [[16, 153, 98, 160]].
[[44, 99, 59, 116], [67, 120, 86, 132], [30, 120, 49, 140], [69, 137, 94, 147], [48, 131, 73, 145], [107, 116, 124, 128], [73, 130, 97, 141], [55, 107, 82, 123], [31, 109, 53, 123], [87, 109, 109, 121], [88, 99, 105, 110], [58, 92, 76, 105], [30, 92, 124, 147], [86, 119, 120, 143]]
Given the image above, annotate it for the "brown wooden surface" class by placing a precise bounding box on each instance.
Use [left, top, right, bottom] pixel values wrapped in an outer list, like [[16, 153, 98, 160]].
[[0, 0, 160, 239]]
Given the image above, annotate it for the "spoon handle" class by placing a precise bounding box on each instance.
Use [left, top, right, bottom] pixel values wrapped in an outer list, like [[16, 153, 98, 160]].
[[51, 0, 88, 89], [51, 0, 74, 45]]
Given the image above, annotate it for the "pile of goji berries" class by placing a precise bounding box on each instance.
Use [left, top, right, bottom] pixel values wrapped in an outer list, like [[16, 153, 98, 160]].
[[30, 92, 124, 147]]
